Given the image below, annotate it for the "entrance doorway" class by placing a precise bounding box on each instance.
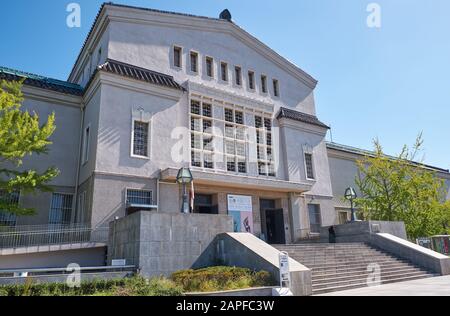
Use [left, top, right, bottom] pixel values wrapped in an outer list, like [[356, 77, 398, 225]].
[[260, 199, 286, 244], [193, 194, 218, 214]]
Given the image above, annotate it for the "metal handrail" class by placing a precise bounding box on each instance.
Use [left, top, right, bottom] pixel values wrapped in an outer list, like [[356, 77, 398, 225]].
[[0, 224, 109, 249], [0, 265, 136, 275]]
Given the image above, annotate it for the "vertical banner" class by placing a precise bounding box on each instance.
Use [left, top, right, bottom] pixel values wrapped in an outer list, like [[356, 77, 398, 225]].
[[227, 195, 253, 234]]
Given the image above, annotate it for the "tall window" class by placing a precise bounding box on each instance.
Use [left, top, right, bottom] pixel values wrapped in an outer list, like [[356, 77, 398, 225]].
[[191, 100, 214, 169], [304, 153, 315, 180], [224, 108, 247, 174], [206, 57, 214, 77], [173, 46, 182, 68], [82, 125, 90, 164], [308, 204, 321, 233], [221, 62, 228, 81], [235, 66, 242, 86], [126, 189, 153, 206], [49, 193, 73, 225], [261, 75, 267, 93], [190, 51, 198, 73], [255, 116, 275, 176], [0, 191, 19, 227], [133, 121, 149, 157], [273, 79, 280, 97], [248, 71, 255, 90]]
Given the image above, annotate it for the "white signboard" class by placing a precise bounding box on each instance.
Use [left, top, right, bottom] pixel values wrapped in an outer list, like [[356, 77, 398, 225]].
[[279, 252, 291, 288], [227, 195, 252, 213]]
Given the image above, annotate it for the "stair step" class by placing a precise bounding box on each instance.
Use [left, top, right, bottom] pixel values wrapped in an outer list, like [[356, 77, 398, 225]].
[[312, 271, 431, 286], [304, 259, 409, 269], [312, 274, 435, 295], [312, 267, 427, 280]]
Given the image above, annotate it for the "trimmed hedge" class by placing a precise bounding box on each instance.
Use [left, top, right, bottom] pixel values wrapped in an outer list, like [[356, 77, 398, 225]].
[[0, 276, 183, 296], [171, 266, 275, 292]]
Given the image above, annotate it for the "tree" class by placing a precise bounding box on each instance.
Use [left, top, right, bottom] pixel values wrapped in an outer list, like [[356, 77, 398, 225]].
[[355, 134, 450, 239], [0, 80, 59, 216]]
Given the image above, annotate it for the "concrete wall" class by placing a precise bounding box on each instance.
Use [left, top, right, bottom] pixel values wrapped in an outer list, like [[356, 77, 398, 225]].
[[194, 233, 312, 296], [0, 247, 106, 270], [108, 212, 233, 277]]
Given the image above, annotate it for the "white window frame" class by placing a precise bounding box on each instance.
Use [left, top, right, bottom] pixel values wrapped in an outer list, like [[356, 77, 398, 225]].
[[260, 74, 268, 94], [173, 45, 183, 69], [125, 188, 154, 207], [220, 61, 229, 82], [304, 151, 315, 181], [272, 78, 280, 97], [248, 70, 256, 91], [205, 56, 214, 78], [234, 65, 242, 87], [48, 192, 74, 226], [131, 119, 151, 160], [189, 50, 199, 74], [82, 124, 91, 165]]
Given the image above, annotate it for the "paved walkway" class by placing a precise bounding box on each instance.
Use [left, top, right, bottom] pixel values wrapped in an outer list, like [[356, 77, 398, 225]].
[[318, 276, 450, 296]]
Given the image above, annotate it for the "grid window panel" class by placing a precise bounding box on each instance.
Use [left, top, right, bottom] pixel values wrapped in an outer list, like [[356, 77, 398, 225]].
[[0, 191, 19, 226], [258, 162, 267, 176], [203, 136, 214, 151], [238, 160, 247, 174], [203, 153, 214, 169], [202, 103, 212, 117], [235, 111, 244, 125], [236, 142, 246, 157], [221, 63, 228, 81], [268, 164, 276, 177], [225, 109, 234, 122], [225, 140, 235, 155], [255, 116, 263, 128], [235, 67, 242, 86], [191, 151, 201, 167], [227, 158, 236, 172], [203, 119, 212, 133], [191, 134, 202, 149], [261, 76, 267, 93], [248, 71, 255, 89], [49, 193, 73, 225], [266, 133, 272, 146], [191, 101, 201, 115], [127, 189, 153, 206], [305, 153, 315, 179], [236, 127, 246, 141], [267, 147, 273, 160], [191, 118, 201, 132], [264, 118, 272, 131], [133, 121, 149, 157], [225, 124, 235, 139]]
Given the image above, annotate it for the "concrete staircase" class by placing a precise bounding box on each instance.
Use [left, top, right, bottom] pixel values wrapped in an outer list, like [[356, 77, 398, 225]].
[[274, 243, 436, 295]]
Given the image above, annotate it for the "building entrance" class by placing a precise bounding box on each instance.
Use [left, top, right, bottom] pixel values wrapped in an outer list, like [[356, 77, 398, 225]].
[[260, 199, 286, 244]]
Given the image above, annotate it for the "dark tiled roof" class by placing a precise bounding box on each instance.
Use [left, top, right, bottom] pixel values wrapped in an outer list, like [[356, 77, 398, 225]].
[[0, 66, 83, 96], [326, 142, 450, 174], [98, 59, 184, 91], [277, 107, 329, 129]]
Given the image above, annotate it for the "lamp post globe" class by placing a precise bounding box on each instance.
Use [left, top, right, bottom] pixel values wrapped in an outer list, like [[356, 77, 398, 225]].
[[176, 168, 194, 214], [344, 187, 358, 222]]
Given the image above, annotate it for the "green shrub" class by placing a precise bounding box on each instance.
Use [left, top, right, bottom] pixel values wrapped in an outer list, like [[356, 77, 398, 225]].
[[171, 266, 275, 292], [0, 275, 182, 296]]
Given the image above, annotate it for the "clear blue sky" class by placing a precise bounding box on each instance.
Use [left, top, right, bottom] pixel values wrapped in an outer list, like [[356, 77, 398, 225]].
[[1, 0, 449, 169]]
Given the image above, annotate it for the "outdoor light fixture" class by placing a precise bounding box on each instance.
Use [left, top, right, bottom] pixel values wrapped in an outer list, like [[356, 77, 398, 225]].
[[344, 187, 358, 222], [176, 167, 194, 214]]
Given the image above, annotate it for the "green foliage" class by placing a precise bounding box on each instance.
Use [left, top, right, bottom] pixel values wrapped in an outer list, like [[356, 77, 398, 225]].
[[0, 276, 183, 296], [171, 266, 275, 292], [0, 80, 59, 216], [355, 134, 450, 239]]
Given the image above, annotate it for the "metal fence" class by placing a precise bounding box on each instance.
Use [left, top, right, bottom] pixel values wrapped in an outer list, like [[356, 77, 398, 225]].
[[0, 224, 109, 249]]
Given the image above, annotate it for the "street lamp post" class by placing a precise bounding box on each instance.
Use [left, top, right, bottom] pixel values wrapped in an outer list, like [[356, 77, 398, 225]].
[[176, 167, 194, 214], [344, 187, 358, 222]]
